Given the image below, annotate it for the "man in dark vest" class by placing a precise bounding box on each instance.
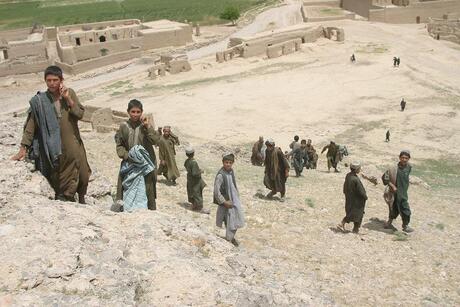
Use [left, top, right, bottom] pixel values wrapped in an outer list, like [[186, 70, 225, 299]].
[[337, 162, 368, 233], [382, 150, 413, 232]]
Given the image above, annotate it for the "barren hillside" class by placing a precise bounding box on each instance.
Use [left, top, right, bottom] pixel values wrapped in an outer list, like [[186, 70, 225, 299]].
[[0, 18, 460, 307]]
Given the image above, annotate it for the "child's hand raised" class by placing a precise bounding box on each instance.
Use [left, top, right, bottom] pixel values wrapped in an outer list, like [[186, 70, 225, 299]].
[[141, 115, 150, 128]]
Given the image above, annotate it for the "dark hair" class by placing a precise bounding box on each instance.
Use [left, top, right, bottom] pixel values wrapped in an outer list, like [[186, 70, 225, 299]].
[[294, 135, 299, 141], [186, 152, 194, 158], [44, 65, 63, 80], [399, 151, 411, 158], [301, 139, 307, 144], [222, 154, 235, 162], [127, 99, 143, 111]]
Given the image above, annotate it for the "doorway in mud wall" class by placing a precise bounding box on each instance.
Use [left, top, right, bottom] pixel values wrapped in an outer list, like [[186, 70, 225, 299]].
[[1, 49, 8, 60], [416, 16, 421, 24]]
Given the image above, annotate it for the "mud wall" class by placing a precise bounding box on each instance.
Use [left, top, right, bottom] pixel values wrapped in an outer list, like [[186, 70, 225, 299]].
[[56, 48, 141, 75], [369, 0, 460, 23]]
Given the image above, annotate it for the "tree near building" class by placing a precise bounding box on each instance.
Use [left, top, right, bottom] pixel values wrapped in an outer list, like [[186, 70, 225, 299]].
[[220, 6, 240, 26]]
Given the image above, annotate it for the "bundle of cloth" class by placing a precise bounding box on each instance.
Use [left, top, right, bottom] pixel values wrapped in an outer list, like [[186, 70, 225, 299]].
[[119, 145, 155, 212]]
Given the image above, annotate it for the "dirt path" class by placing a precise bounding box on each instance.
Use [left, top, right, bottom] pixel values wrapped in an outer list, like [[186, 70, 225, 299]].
[[187, 1, 303, 60]]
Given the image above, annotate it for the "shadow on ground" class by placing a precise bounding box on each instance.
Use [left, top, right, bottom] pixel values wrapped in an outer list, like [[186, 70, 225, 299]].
[[363, 217, 397, 234]]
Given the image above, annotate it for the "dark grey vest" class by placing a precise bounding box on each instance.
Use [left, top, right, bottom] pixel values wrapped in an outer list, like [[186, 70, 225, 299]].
[[213, 167, 238, 204]]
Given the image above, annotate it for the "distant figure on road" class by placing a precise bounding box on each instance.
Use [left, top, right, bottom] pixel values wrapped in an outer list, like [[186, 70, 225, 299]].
[[386, 130, 390, 142], [400, 98, 406, 111], [350, 54, 356, 63]]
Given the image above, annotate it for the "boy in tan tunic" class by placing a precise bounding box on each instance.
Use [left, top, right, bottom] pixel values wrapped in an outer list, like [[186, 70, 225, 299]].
[[158, 126, 180, 184], [12, 66, 90, 203], [115, 99, 160, 210]]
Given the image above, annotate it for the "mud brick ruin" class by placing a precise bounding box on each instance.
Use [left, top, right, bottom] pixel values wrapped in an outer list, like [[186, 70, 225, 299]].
[[427, 13, 460, 44], [342, 0, 460, 24], [216, 24, 345, 62], [0, 19, 192, 77], [0, 25, 52, 77]]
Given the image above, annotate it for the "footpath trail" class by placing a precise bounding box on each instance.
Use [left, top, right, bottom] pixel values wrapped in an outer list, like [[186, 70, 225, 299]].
[[187, 1, 303, 60]]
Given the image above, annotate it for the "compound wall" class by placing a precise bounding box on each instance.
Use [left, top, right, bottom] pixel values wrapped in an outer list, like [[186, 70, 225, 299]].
[[0, 59, 51, 77], [427, 17, 460, 44], [369, 0, 460, 23], [56, 48, 141, 75], [343, 0, 460, 23], [342, 0, 374, 18]]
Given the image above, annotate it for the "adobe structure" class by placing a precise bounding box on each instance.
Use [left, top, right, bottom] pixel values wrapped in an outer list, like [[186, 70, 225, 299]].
[[427, 13, 460, 44], [0, 25, 51, 77], [301, 0, 355, 22], [148, 53, 191, 79], [216, 24, 345, 62], [55, 19, 192, 75], [0, 19, 192, 77], [342, 0, 460, 23]]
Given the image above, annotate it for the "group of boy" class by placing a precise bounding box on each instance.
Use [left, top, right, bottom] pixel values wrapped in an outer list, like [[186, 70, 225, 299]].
[[12, 66, 415, 248], [11, 66, 244, 245], [338, 150, 413, 234]]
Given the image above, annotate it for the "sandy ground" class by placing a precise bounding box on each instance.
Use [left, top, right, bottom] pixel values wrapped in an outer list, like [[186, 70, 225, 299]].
[[1, 6, 460, 306]]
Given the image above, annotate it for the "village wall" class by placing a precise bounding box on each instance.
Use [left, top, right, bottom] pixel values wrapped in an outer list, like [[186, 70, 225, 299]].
[[369, 0, 460, 23], [219, 25, 337, 62], [343, 0, 460, 23], [72, 37, 142, 62], [303, 0, 341, 6], [0, 27, 48, 61], [0, 60, 51, 77], [342, 0, 374, 18], [139, 26, 193, 50], [238, 25, 325, 58], [8, 39, 47, 60], [52, 19, 192, 74], [427, 16, 460, 44], [56, 36, 77, 65], [45, 27, 57, 40], [56, 48, 141, 75], [0, 28, 31, 41], [0, 26, 49, 77], [57, 19, 140, 33], [58, 26, 140, 47]]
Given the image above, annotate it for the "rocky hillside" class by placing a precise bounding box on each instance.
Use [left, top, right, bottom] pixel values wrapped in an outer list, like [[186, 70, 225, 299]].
[[0, 112, 459, 306]]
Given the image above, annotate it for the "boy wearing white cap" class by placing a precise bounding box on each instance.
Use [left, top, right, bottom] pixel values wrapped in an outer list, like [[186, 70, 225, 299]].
[[184, 146, 208, 213]]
